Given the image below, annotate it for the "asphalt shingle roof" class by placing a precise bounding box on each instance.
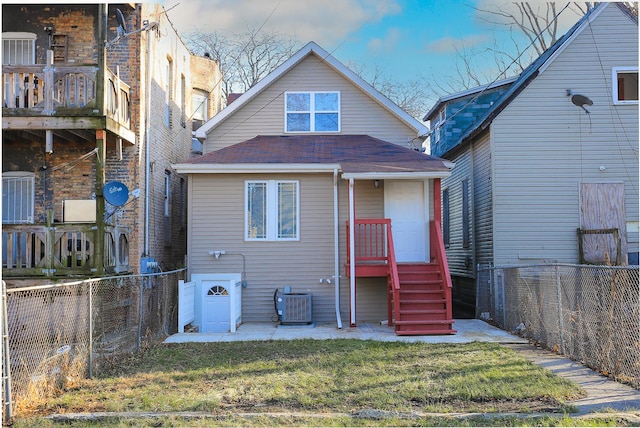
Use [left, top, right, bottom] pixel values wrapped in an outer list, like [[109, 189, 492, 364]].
[[186, 135, 451, 174]]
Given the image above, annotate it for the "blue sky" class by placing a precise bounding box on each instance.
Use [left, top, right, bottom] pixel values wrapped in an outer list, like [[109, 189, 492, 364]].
[[162, 0, 584, 106]]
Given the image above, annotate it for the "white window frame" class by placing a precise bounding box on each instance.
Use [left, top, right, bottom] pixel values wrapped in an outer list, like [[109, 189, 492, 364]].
[[431, 108, 446, 145], [2, 171, 35, 224], [612, 67, 638, 105], [245, 180, 299, 241], [2, 32, 36, 65], [284, 91, 340, 133], [192, 89, 208, 122]]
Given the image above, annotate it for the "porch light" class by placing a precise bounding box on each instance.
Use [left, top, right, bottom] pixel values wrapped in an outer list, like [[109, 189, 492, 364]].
[[374, 179, 380, 188]]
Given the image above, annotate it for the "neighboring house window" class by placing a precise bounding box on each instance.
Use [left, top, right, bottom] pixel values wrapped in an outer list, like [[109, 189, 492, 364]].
[[2, 32, 36, 65], [285, 91, 340, 132], [165, 57, 173, 127], [180, 74, 186, 128], [2, 171, 34, 224], [246, 180, 299, 241], [613, 67, 638, 104], [192, 89, 208, 122], [164, 171, 171, 246], [431, 108, 446, 145], [462, 179, 470, 249], [179, 177, 186, 230], [442, 187, 450, 247]]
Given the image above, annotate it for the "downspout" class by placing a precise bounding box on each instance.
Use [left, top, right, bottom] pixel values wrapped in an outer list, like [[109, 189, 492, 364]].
[[143, 17, 153, 257], [333, 169, 342, 329], [348, 178, 356, 326]]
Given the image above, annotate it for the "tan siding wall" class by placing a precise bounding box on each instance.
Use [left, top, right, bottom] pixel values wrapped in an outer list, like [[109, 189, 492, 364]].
[[491, 5, 639, 264], [189, 173, 341, 322], [187, 174, 388, 323], [473, 133, 493, 265], [204, 55, 418, 151]]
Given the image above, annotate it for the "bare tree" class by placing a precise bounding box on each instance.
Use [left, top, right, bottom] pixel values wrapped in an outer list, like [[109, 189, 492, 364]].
[[349, 61, 431, 120], [428, 2, 591, 96], [185, 28, 299, 100]]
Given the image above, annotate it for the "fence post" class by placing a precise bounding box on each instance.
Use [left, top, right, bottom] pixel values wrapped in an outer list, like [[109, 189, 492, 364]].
[[2, 281, 13, 422], [88, 282, 93, 379], [555, 265, 565, 354], [137, 277, 145, 352], [45, 210, 55, 277]]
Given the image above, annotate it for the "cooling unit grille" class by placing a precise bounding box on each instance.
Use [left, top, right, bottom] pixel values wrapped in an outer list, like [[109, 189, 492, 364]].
[[278, 293, 312, 324]]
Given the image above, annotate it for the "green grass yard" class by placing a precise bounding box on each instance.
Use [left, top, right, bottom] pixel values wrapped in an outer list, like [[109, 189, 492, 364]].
[[12, 340, 636, 426]]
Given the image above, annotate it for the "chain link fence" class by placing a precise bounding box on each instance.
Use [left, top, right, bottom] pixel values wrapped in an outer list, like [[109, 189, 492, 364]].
[[477, 263, 639, 389], [2, 269, 185, 418]]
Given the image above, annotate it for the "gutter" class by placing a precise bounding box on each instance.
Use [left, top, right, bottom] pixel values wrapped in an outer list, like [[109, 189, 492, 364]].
[[172, 163, 342, 174]]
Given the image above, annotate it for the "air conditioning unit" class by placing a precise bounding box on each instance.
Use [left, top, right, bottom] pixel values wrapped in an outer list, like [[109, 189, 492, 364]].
[[276, 292, 312, 325]]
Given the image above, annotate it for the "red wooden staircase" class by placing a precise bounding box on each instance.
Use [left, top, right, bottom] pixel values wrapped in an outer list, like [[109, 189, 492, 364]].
[[347, 219, 455, 335], [391, 263, 456, 335]]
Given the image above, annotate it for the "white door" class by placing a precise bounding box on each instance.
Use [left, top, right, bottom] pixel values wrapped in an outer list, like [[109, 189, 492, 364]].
[[201, 280, 230, 332], [384, 181, 427, 262]]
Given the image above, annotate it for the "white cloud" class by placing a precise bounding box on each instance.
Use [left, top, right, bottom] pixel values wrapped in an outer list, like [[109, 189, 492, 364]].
[[367, 27, 402, 53], [161, 0, 402, 47], [425, 34, 489, 54]]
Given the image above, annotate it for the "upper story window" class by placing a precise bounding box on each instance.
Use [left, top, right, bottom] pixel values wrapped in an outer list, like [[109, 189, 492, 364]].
[[613, 67, 638, 104], [192, 89, 208, 122], [285, 91, 340, 132], [2, 32, 36, 65], [431, 108, 446, 145], [2, 171, 34, 224]]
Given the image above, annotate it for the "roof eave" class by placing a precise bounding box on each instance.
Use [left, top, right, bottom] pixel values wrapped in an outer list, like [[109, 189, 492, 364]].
[[342, 171, 452, 180], [172, 163, 342, 174]]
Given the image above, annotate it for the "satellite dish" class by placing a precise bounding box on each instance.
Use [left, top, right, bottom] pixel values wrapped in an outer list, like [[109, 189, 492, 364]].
[[104, 181, 130, 206], [115, 8, 127, 35], [571, 94, 593, 114]]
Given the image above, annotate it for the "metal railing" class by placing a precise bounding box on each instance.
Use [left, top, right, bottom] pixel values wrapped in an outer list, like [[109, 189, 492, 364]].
[[2, 224, 130, 277], [2, 270, 185, 419], [477, 263, 640, 389]]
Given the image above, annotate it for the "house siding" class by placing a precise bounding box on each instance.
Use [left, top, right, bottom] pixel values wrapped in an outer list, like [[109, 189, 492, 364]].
[[473, 133, 493, 266], [442, 152, 474, 277], [204, 55, 418, 151], [491, 4, 639, 265], [187, 173, 392, 323]]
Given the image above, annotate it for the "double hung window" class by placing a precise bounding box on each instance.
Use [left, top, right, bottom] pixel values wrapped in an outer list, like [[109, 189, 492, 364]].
[[246, 180, 299, 241], [285, 91, 340, 132]]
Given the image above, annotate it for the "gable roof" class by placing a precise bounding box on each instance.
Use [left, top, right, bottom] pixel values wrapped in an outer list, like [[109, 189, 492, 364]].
[[194, 42, 429, 139], [433, 3, 630, 156], [174, 135, 452, 178], [423, 77, 517, 122]]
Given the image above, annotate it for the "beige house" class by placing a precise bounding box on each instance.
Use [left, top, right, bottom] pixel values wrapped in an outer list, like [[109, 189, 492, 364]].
[[424, 3, 639, 314], [174, 42, 455, 335]]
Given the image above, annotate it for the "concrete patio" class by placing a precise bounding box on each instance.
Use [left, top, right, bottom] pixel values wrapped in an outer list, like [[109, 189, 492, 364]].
[[164, 319, 529, 344]]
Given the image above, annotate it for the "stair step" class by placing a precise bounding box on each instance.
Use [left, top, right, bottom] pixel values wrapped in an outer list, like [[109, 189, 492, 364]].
[[398, 289, 443, 296], [395, 328, 457, 336], [399, 298, 446, 304], [398, 279, 442, 286], [394, 319, 454, 326], [399, 309, 446, 315]]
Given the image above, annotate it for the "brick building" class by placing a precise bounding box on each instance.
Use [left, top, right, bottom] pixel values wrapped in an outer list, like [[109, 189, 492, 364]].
[[2, 3, 222, 285]]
